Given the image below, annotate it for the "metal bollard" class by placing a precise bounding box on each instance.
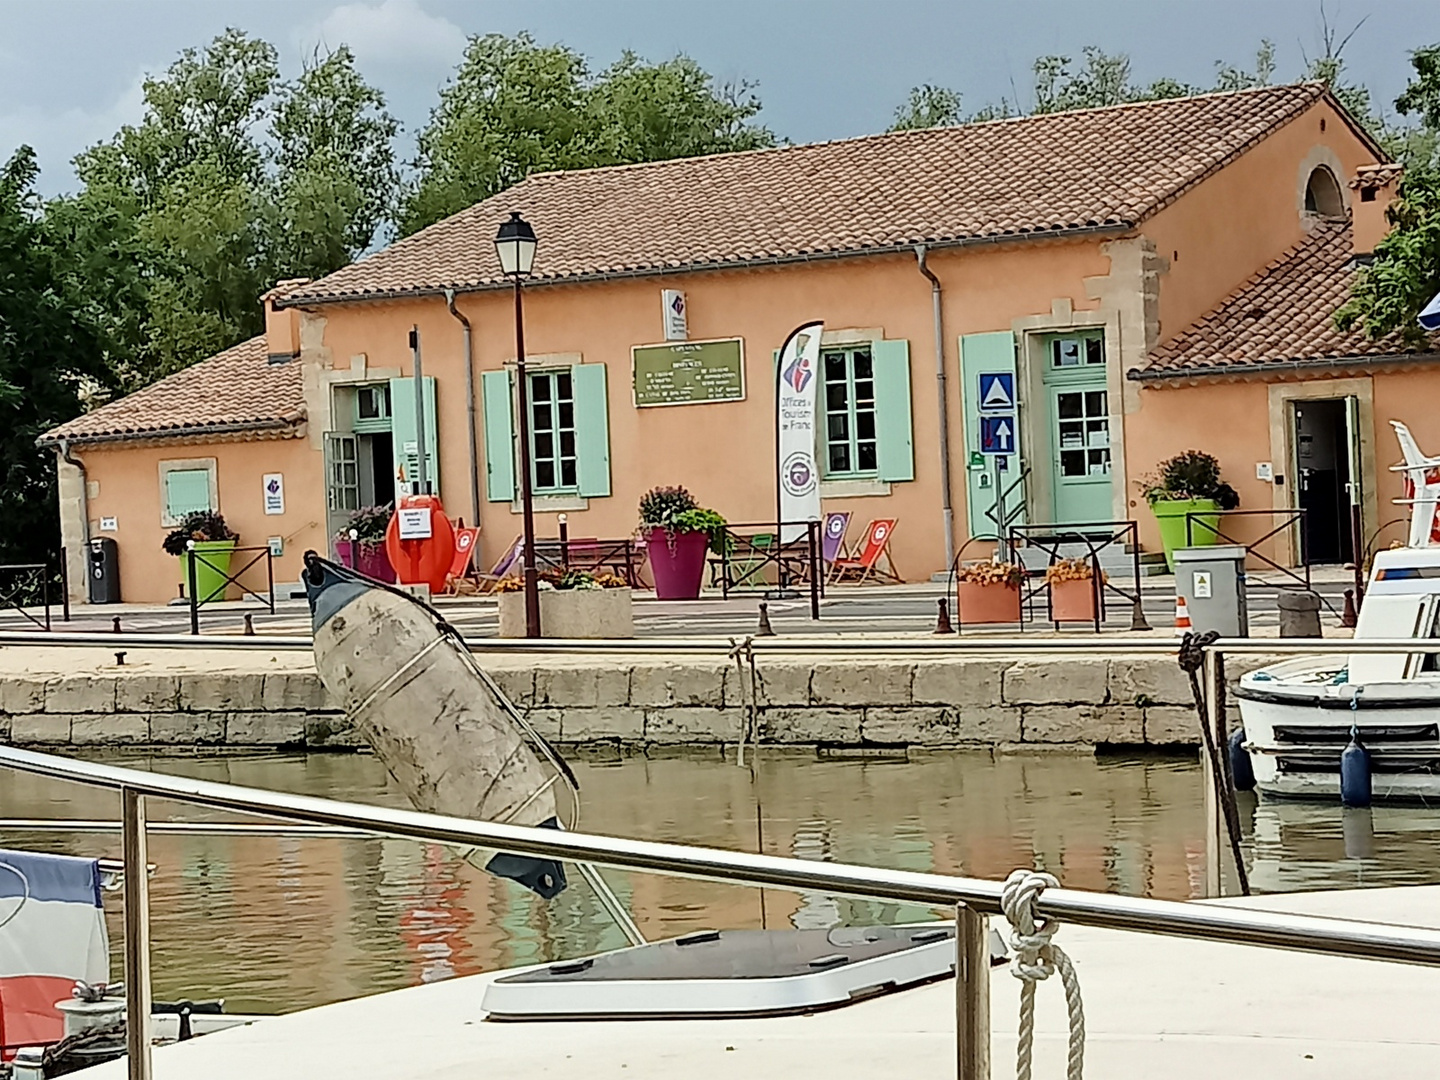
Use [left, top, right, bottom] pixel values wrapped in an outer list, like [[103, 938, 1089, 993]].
[[243, 613, 255, 636], [934, 596, 955, 634], [756, 602, 776, 636]]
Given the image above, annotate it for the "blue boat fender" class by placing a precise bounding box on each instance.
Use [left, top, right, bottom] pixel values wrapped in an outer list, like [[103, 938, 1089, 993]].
[[1228, 727, 1256, 792], [1340, 730, 1372, 808]]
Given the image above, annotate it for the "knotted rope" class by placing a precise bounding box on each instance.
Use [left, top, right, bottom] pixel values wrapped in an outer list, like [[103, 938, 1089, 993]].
[[1002, 869, 1085, 1080]]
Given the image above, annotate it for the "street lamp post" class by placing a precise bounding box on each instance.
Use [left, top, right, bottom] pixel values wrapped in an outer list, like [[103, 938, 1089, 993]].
[[495, 211, 541, 638]]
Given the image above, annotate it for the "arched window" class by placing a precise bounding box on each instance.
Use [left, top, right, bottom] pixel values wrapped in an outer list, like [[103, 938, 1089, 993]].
[[1304, 166, 1344, 217]]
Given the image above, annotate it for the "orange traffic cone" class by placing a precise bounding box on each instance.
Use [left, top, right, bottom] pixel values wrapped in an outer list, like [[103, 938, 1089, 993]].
[[1174, 595, 1193, 637]]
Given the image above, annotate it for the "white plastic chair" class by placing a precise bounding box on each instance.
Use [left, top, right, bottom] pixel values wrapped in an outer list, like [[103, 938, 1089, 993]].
[[1390, 420, 1440, 548]]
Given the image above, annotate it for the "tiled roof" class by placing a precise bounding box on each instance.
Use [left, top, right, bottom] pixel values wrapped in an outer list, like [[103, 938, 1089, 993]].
[[1136, 221, 1440, 380], [1351, 162, 1403, 189], [281, 83, 1341, 306], [40, 336, 305, 445]]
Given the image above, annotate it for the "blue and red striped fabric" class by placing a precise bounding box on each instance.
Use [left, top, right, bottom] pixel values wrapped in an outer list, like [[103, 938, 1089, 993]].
[[0, 850, 109, 1054]]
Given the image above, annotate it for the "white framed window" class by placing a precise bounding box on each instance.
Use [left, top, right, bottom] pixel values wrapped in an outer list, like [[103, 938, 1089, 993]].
[[158, 458, 218, 526]]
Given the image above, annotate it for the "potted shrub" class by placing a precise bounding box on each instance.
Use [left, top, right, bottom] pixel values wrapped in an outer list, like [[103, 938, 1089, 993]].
[[335, 505, 396, 583], [956, 560, 1023, 624], [638, 486, 729, 600], [1045, 557, 1106, 623], [162, 510, 239, 603], [495, 569, 633, 638], [1141, 450, 1240, 572]]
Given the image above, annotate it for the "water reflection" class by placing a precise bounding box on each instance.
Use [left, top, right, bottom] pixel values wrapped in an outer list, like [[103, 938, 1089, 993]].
[[3, 748, 1437, 1015]]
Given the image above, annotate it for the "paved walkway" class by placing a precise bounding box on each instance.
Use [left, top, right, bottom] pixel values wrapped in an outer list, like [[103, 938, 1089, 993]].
[[5, 567, 1360, 640]]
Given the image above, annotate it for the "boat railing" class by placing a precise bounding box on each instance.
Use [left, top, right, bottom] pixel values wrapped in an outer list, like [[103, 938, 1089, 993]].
[[6, 737, 1440, 1080]]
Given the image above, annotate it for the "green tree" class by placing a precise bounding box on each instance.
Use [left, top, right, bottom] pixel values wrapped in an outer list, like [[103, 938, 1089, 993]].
[[1337, 44, 1440, 344], [400, 33, 774, 235], [889, 84, 963, 131], [1033, 48, 1198, 113], [0, 147, 111, 564], [1214, 40, 1277, 92], [69, 30, 399, 386], [270, 45, 401, 277], [589, 53, 773, 161]]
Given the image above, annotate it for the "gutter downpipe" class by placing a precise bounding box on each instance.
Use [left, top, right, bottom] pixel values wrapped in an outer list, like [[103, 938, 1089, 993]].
[[915, 245, 955, 570], [445, 289, 480, 526]]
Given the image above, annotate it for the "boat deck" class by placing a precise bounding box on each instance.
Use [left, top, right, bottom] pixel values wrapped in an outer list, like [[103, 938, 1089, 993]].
[[85, 886, 1440, 1079]]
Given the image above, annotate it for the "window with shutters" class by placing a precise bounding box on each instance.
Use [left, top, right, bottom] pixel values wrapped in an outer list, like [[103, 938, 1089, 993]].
[[159, 459, 217, 525], [822, 347, 878, 478], [528, 370, 577, 492]]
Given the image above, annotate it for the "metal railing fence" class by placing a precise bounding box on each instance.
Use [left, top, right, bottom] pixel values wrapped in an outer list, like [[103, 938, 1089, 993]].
[[6, 715, 1440, 1080]]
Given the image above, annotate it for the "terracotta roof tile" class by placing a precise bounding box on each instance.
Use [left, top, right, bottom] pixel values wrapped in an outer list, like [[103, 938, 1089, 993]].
[[1138, 221, 1440, 379], [1350, 162, 1403, 189], [40, 336, 305, 445], [283, 84, 1335, 305]]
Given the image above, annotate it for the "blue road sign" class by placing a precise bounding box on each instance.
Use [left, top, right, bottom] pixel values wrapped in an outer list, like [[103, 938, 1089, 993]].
[[980, 414, 1016, 455], [978, 372, 1015, 413]]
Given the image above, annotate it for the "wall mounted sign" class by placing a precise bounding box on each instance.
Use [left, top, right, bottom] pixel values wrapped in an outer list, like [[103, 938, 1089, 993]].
[[99, 517, 117, 532], [661, 289, 687, 341], [263, 473, 285, 515], [632, 338, 745, 407]]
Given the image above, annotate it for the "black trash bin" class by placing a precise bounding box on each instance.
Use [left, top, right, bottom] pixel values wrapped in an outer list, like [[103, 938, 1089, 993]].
[[87, 537, 120, 604]]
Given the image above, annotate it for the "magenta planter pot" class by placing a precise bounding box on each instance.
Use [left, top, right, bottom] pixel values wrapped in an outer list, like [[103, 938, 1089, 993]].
[[335, 539, 397, 584], [645, 528, 709, 600]]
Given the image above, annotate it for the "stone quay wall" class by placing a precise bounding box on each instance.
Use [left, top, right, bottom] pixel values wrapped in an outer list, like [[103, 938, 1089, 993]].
[[0, 650, 1268, 752]]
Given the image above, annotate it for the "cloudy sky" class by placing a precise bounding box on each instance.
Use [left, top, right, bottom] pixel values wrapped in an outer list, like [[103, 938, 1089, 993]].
[[3, 0, 1436, 195]]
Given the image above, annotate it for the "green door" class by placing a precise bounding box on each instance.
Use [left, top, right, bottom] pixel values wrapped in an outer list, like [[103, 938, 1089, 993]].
[[1042, 334, 1113, 525]]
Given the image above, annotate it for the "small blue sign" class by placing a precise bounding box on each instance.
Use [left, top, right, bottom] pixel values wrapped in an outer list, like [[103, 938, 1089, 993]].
[[980, 414, 1016, 455], [978, 372, 1015, 413]]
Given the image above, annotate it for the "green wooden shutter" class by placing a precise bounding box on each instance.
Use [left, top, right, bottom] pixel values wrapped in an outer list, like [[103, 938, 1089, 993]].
[[388, 377, 438, 495], [571, 363, 611, 498], [960, 332, 1024, 536], [164, 469, 211, 520], [481, 370, 515, 502], [872, 339, 914, 482]]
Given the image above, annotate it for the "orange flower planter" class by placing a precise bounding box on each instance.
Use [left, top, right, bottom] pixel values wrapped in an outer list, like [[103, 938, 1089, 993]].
[[1049, 577, 1098, 622], [957, 581, 1022, 624]]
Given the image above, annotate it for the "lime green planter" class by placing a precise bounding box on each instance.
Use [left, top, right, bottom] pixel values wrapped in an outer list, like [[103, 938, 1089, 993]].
[[182, 540, 238, 603], [1152, 498, 1219, 573]]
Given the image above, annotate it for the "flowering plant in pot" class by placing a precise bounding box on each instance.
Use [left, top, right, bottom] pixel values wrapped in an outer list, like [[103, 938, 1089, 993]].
[[495, 568, 634, 638], [638, 486, 729, 600], [1044, 557, 1107, 622], [1140, 450, 1240, 572], [161, 510, 239, 603], [334, 505, 396, 583], [955, 560, 1024, 624]]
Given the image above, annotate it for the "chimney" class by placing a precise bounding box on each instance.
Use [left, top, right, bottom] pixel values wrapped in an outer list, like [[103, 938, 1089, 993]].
[[261, 279, 312, 364], [1351, 164, 1402, 258]]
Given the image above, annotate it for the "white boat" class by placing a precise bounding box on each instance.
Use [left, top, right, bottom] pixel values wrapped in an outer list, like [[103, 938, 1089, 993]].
[[1238, 421, 1440, 801]]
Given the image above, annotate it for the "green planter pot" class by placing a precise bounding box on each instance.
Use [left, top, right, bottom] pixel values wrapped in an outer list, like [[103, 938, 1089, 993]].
[[182, 540, 238, 603], [1152, 498, 1219, 573]]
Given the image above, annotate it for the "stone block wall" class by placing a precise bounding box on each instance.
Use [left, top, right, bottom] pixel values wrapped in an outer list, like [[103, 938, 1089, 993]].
[[0, 652, 1252, 751]]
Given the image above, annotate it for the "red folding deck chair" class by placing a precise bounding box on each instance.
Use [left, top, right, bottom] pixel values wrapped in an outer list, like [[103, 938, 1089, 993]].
[[443, 527, 480, 594], [828, 518, 902, 585]]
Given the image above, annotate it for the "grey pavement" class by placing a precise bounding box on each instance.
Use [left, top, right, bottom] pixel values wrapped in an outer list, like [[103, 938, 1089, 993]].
[[2, 565, 1361, 639]]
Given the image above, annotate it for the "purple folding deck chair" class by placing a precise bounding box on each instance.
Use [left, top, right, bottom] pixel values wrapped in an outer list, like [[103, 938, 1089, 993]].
[[821, 511, 852, 567]]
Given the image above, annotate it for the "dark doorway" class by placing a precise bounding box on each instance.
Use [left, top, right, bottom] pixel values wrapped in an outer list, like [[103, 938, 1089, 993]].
[[358, 432, 396, 508], [1294, 399, 1354, 565]]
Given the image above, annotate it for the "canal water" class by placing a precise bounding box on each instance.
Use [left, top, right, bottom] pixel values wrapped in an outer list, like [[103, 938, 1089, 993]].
[[5, 748, 1438, 1015]]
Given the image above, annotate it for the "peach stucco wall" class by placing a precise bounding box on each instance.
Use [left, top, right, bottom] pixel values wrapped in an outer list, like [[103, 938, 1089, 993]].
[[74, 436, 324, 604], [305, 237, 1112, 581], [1143, 98, 1380, 349]]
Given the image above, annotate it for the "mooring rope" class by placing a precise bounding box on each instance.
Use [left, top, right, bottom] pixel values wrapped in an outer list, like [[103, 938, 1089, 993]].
[[1002, 869, 1085, 1080]]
